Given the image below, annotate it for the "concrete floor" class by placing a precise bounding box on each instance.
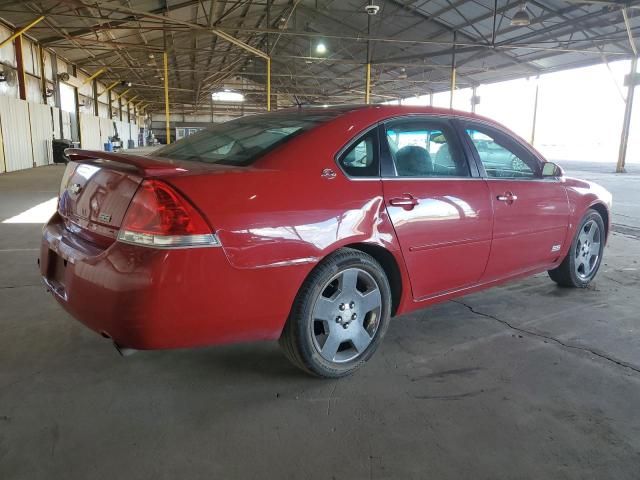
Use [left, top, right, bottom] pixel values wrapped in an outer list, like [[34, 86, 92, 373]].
[[1, 164, 639, 479]]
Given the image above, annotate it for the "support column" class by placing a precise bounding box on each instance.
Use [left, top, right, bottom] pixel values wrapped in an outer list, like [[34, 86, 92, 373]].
[[39, 46, 47, 103], [449, 32, 457, 109], [92, 79, 99, 116], [72, 64, 80, 145], [267, 57, 271, 111], [164, 51, 170, 144], [51, 52, 62, 139], [14, 34, 26, 100], [531, 77, 540, 146], [365, 63, 371, 104], [616, 57, 638, 173], [471, 86, 477, 113]]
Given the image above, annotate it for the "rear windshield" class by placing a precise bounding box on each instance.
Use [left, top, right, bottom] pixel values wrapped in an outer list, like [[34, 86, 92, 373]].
[[154, 112, 339, 166]]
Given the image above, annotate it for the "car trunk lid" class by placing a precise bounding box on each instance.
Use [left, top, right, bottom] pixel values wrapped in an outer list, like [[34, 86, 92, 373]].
[[58, 149, 248, 247]]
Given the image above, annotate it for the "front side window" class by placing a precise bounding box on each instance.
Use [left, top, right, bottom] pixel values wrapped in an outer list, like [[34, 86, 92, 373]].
[[465, 127, 539, 178], [338, 130, 379, 177], [384, 120, 469, 177]]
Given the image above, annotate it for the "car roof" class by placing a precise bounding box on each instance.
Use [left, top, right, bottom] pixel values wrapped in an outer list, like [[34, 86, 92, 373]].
[[276, 103, 492, 124]]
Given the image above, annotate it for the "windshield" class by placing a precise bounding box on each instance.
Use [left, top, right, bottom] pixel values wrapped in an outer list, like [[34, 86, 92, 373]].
[[154, 112, 339, 166]]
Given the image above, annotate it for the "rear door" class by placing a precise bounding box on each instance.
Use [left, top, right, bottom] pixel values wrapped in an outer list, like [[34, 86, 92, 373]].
[[460, 122, 569, 280], [381, 116, 493, 300]]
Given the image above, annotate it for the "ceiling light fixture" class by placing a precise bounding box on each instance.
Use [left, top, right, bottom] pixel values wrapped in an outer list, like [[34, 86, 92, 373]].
[[315, 42, 327, 54], [212, 89, 245, 102], [511, 3, 531, 26]]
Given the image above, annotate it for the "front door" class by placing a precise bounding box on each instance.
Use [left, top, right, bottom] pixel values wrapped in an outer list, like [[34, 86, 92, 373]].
[[381, 117, 493, 300], [462, 123, 570, 280]]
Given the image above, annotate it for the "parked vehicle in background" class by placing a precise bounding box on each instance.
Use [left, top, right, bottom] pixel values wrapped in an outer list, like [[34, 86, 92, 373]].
[[40, 105, 612, 377]]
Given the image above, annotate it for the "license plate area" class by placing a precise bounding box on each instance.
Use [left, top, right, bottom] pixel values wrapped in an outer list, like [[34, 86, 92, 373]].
[[46, 250, 68, 294]]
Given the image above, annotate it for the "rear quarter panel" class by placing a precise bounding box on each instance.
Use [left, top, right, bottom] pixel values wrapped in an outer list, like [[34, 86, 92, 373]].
[[165, 112, 411, 315], [167, 113, 398, 266]]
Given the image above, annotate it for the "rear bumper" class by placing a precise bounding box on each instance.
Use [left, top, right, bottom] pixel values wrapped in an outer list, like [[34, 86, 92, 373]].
[[40, 213, 306, 350]]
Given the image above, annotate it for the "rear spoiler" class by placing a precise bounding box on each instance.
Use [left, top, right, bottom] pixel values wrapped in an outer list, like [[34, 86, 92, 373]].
[[65, 149, 187, 177]]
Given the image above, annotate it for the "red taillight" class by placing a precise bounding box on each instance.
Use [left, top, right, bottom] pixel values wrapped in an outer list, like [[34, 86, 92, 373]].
[[118, 179, 220, 248]]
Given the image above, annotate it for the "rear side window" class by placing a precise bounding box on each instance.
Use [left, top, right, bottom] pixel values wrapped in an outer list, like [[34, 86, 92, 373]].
[[384, 119, 469, 177], [338, 129, 379, 177], [155, 113, 339, 166]]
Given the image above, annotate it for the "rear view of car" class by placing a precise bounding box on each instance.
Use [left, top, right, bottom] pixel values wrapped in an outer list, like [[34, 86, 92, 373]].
[[39, 111, 343, 353]]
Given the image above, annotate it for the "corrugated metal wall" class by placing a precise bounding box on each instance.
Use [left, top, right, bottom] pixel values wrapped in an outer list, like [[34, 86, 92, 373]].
[[79, 113, 102, 150], [28, 103, 54, 166], [0, 96, 34, 172]]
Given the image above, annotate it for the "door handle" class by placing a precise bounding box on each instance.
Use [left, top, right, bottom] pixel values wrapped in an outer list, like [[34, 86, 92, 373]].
[[389, 195, 419, 210], [496, 192, 518, 203]]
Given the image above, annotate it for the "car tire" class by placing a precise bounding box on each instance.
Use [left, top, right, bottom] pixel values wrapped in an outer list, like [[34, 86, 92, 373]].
[[548, 209, 605, 288], [279, 248, 392, 378]]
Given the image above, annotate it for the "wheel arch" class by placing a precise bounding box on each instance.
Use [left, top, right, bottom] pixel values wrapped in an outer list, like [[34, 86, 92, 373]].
[[589, 202, 610, 239], [343, 242, 403, 316]]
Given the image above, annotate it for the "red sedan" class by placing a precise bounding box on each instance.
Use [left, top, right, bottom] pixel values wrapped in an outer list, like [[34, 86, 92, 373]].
[[40, 105, 612, 377]]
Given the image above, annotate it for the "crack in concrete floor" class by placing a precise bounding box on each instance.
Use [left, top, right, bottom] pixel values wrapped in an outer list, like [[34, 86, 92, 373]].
[[452, 299, 640, 376]]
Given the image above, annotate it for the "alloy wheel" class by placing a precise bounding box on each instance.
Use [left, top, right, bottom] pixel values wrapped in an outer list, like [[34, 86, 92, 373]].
[[311, 268, 382, 363], [574, 219, 601, 280]]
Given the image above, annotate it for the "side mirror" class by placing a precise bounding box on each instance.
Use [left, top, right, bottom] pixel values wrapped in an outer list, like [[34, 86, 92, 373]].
[[542, 162, 564, 177]]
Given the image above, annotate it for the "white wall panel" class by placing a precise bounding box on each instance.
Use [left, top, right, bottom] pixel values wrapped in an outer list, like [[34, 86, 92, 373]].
[[115, 121, 131, 146], [26, 75, 41, 103], [0, 65, 19, 99], [57, 58, 70, 75], [99, 117, 114, 144], [0, 119, 5, 173], [77, 72, 91, 97], [61, 111, 71, 139], [0, 24, 16, 67], [23, 38, 36, 75], [52, 107, 61, 139], [44, 51, 54, 82], [28, 102, 54, 166], [79, 113, 102, 150], [98, 102, 109, 118], [0, 96, 34, 171]]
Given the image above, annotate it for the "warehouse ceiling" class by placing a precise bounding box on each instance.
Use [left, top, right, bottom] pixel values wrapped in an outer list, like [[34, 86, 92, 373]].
[[0, 0, 638, 113]]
